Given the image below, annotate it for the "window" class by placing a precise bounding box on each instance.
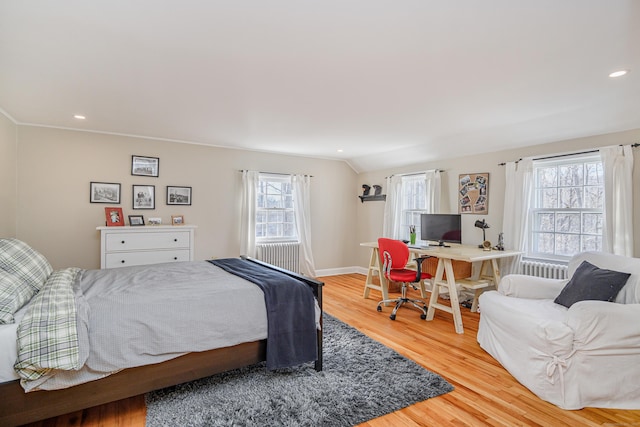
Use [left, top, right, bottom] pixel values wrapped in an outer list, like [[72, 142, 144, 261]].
[[256, 174, 297, 242], [528, 154, 603, 261], [401, 174, 427, 241]]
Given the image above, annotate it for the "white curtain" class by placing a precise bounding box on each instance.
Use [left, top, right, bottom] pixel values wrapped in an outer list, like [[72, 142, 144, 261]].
[[240, 170, 259, 258], [382, 175, 404, 238], [424, 170, 441, 214], [292, 174, 317, 277], [382, 170, 441, 239], [501, 158, 533, 275], [600, 145, 634, 256]]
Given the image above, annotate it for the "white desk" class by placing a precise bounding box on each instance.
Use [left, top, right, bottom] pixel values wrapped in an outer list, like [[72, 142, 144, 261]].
[[360, 242, 521, 334]]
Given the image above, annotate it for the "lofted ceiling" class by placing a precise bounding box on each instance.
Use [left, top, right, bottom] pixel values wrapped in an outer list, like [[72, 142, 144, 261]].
[[1, 1, 639, 173]]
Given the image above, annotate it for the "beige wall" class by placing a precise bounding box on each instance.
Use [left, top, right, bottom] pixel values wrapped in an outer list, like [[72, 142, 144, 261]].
[[355, 128, 640, 268], [15, 126, 358, 271], [0, 113, 17, 238], [9, 124, 640, 272]]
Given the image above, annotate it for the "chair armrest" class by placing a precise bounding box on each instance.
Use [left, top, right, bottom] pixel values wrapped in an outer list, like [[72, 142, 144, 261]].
[[567, 301, 640, 350], [498, 274, 568, 299]]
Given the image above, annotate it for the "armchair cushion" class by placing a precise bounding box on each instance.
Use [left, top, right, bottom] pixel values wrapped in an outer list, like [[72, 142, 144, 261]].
[[499, 274, 567, 299], [554, 260, 630, 308]]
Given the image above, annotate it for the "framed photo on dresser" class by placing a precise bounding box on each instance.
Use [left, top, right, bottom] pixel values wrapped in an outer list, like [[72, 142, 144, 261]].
[[104, 207, 124, 226]]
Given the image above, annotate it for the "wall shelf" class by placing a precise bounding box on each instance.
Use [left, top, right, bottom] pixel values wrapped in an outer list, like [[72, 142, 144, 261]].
[[359, 195, 386, 203]]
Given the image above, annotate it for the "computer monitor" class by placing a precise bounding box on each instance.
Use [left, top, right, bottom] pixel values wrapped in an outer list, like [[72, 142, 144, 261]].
[[420, 213, 462, 246]]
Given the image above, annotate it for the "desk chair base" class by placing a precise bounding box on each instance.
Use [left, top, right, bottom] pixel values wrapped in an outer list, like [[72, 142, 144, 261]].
[[377, 284, 428, 320]]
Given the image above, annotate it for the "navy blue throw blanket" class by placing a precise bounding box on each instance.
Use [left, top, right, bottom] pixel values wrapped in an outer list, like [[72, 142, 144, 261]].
[[208, 258, 318, 370]]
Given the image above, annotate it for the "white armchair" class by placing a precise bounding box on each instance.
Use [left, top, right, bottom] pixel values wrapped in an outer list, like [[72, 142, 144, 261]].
[[477, 251, 640, 410]]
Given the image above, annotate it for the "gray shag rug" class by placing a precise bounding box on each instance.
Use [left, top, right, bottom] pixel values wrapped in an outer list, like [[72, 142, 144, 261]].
[[145, 314, 453, 427]]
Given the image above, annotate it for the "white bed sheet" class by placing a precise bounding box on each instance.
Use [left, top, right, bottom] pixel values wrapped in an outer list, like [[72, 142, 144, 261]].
[[0, 306, 27, 383]]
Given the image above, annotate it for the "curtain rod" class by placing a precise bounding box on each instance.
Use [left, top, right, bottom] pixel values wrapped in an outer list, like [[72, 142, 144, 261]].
[[385, 169, 444, 179], [239, 169, 313, 177], [498, 143, 640, 166]]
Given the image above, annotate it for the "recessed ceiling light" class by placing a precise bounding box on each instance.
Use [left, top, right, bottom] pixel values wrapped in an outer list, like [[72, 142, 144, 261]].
[[609, 70, 628, 78], [337, 149, 344, 153], [74, 114, 86, 120]]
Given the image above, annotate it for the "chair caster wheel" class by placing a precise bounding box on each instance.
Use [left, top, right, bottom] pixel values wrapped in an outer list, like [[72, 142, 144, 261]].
[[376, 306, 382, 312], [390, 314, 396, 320], [420, 314, 427, 320]]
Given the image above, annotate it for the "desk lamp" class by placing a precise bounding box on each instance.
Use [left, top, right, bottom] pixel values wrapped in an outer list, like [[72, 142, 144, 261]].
[[474, 219, 490, 249]]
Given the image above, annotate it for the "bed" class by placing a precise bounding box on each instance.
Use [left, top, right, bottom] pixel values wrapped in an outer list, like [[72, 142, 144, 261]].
[[0, 238, 323, 426]]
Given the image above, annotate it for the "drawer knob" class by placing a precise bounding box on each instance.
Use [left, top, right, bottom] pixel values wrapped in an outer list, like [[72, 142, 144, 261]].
[[174, 238, 178, 242], [121, 260, 125, 264], [174, 257, 178, 260], [121, 240, 125, 244]]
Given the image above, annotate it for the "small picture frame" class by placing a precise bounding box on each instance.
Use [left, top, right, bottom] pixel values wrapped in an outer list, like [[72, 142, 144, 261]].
[[133, 185, 155, 209], [167, 186, 192, 205], [128, 215, 145, 226], [90, 182, 121, 204], [104, 207, 124, 226], [131, 155, 159, 177], [171, 215, 185, 225], [148, 217, 162, 225]]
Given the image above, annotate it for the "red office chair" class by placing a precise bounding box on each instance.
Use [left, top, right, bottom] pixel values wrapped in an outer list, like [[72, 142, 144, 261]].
[[377, 238, 432, 320]]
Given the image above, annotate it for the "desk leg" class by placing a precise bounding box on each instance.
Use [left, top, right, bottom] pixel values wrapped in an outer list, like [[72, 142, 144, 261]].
[[363, 248, 390, 305], [426, 259, 464, 334]]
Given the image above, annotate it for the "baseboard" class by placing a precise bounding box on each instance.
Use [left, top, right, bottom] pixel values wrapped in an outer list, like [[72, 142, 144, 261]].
[[315, 266, 368, 277]]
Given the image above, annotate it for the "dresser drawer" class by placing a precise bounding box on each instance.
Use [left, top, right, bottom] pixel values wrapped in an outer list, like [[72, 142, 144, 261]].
[[105, 231, 190, 252], [105, 249, 191, 268]]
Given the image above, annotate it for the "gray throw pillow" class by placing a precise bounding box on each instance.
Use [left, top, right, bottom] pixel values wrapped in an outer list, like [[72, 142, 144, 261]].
[[554, 260, 630, 308]]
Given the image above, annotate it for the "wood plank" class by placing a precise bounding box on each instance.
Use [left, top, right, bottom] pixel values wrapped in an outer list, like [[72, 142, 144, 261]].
[[20, 273, 640, 426]]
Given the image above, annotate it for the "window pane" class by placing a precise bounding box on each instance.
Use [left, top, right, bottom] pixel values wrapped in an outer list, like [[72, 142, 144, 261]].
[[559, 187, 583, 208], [538, 188, 557, 209], [533, 232, 555, 255], [558, 164, 583, 186], [582, 235, 601, 252], [585, 162, 603, 185], [582, 213, 603, 235], [537, 167, 557, 187], [555, 234, 580, 256], [555, 213, 580, 233], [534, 212, 555, 232], [584, 186, 603, 209]]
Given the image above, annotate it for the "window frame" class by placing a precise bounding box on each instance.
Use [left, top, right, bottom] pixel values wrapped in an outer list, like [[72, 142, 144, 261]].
[[255, 173, 298, 243], [527, 153, 604, 262], [400, 174, 428, 242]]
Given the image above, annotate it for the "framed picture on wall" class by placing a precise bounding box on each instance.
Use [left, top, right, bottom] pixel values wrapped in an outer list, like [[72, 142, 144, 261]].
[[131, 155, 159, 177], [167, 186, 192, 205], [104, 207, 124, 226], [90, 182, 121, 204], [458, 173, 489, 214], [132, 185, 155, 209]]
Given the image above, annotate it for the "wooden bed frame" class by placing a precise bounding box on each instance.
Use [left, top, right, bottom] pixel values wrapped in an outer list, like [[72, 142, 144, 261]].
[[0, 257, 324, 427]]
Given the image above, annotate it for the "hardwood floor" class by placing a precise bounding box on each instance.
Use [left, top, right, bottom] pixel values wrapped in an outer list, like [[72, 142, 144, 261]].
[[23, 273, 640, 426]]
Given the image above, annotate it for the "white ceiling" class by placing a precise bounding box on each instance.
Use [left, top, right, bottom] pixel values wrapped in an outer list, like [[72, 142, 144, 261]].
[[1, 1, 639, 173]]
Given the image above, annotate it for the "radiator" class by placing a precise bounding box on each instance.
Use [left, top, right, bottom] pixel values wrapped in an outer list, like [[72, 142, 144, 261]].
[[520, 260, 568, 279], [256, 242, 300, 273]]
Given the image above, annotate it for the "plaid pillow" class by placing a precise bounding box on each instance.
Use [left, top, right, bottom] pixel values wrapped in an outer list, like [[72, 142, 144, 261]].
[[0, 270, 37, 324], [0, 238, 53, 291], [15, 268, 82, 382]]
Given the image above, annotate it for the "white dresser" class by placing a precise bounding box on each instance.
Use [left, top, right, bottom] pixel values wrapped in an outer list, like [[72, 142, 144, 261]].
[[97, 225, 196, 269]]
